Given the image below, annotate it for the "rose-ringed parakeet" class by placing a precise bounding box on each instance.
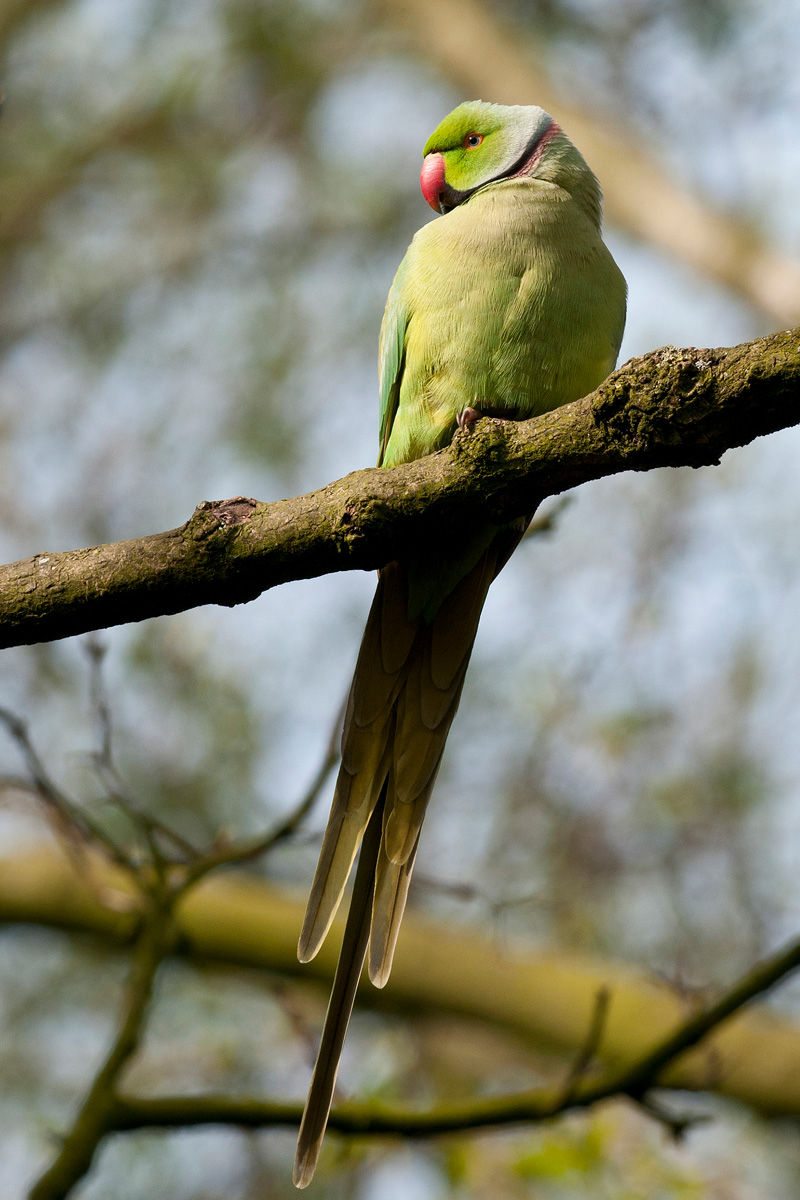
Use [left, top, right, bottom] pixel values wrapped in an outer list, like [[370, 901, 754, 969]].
[[293, 100, 627, 1188]]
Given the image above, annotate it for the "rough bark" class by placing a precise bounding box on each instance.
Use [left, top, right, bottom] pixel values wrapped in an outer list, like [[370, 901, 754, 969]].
[[0, 331, 798, 649]]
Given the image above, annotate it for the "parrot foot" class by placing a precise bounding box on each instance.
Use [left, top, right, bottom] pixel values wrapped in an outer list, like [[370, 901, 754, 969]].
[[457, 405, 517, 430], [456, 406, 483, 429]]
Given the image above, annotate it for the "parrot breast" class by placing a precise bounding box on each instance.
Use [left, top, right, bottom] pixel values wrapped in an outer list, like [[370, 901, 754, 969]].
[[381, 177, 627, 470]]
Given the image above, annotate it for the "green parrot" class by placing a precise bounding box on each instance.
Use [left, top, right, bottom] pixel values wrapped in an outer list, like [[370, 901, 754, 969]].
[[293, 99, 627, 1187]]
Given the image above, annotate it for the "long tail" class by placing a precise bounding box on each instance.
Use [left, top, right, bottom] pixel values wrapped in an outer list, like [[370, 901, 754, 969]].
[[293, 785, 386, 1189], [294, 524, 527, 1186]]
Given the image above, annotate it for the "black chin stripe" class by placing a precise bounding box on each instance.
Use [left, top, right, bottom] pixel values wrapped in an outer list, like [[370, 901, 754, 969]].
[[438, 182, 470, 213]]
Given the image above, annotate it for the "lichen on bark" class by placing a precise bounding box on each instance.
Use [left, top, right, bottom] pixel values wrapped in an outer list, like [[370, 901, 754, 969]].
[[0, 329, 797, 649]]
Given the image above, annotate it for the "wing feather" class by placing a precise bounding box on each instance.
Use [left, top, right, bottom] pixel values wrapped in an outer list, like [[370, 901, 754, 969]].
[[298, 567, 417, 962], [377, 260, 411, 467]]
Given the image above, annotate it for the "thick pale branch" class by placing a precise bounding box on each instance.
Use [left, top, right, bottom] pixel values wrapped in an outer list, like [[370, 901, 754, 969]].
[[1, 331, 798, 650], [6, 844, 800, 1120], [104, 902, 800, 1142], [105, 902, 795, 1140], [380, 0, 800, 325]]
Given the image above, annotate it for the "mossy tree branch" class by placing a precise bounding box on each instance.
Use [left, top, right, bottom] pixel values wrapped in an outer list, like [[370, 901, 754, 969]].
[[1, 330, 798, 650]]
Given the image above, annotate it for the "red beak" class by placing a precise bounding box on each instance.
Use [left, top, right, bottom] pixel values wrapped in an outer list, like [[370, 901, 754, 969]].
[[420, 152, 446, 212]]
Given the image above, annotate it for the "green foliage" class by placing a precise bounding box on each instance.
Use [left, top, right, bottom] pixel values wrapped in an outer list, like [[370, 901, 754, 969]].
[[514, 1120, 605, 1179]]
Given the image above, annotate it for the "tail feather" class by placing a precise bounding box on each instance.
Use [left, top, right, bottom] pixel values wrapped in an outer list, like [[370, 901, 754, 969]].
[[295, 529, 530, 1186], [350, 562, 418, 728], [293, 787, 387, 1189], [299, 543, 508, 961], [384, 550, 497, 865], [297, 808, 369, 964], [417, 652, 472, 731], [428, 547, 497, 692], [298, 720, 392, 962], [369, 831, 421, 987], [379, 560, 420, 675], [298, 570, 414, 964]]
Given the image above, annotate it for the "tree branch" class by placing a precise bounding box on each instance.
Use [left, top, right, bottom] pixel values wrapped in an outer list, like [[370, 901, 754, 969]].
[[1, 331, 798, 650], [6, 844, 800, 1120], [5, 672, 337, 1200], [29, 903, 178, 1200], [101, 922, 800, 1138]]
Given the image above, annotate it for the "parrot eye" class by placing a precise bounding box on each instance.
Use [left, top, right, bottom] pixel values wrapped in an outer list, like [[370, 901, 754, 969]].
[[463, 133, 483, 148]]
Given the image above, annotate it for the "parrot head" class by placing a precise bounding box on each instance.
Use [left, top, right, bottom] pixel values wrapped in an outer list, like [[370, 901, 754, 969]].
[[420, 100, 558, 214]]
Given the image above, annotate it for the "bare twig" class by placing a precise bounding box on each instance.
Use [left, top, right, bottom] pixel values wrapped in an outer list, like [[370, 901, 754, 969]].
[[15, 842, 800, 1198], [85, 635, 112, 766], [628, 1092, 710, 1142], [20, 691, 343, 1198], [271, 980, 324, 1072], [83, 637, 201, 862], [29, 898, 178, 1200], [0, 707, 134, 870], [559, 986, 611, 1103], [412, 873, 545, 920], [604, 934, 800, 1105], [8, 844, 800, 1115], [11, 606, 800, 1196], [179, 693, 343, 888]]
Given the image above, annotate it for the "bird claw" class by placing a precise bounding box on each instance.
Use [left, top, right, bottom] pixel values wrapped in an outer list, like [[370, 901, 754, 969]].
[[457, 406, 483, 430]]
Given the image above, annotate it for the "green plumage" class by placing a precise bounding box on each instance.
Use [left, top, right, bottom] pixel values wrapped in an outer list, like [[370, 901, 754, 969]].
[[293, 100, 627, 1189], [381, 104, 624, 469]]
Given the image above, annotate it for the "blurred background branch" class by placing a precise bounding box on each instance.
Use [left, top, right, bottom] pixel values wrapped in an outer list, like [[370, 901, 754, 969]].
[[4, 669, 337, 1199], [4, 842, 800, 1120], [378, 0, 800, 325]]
